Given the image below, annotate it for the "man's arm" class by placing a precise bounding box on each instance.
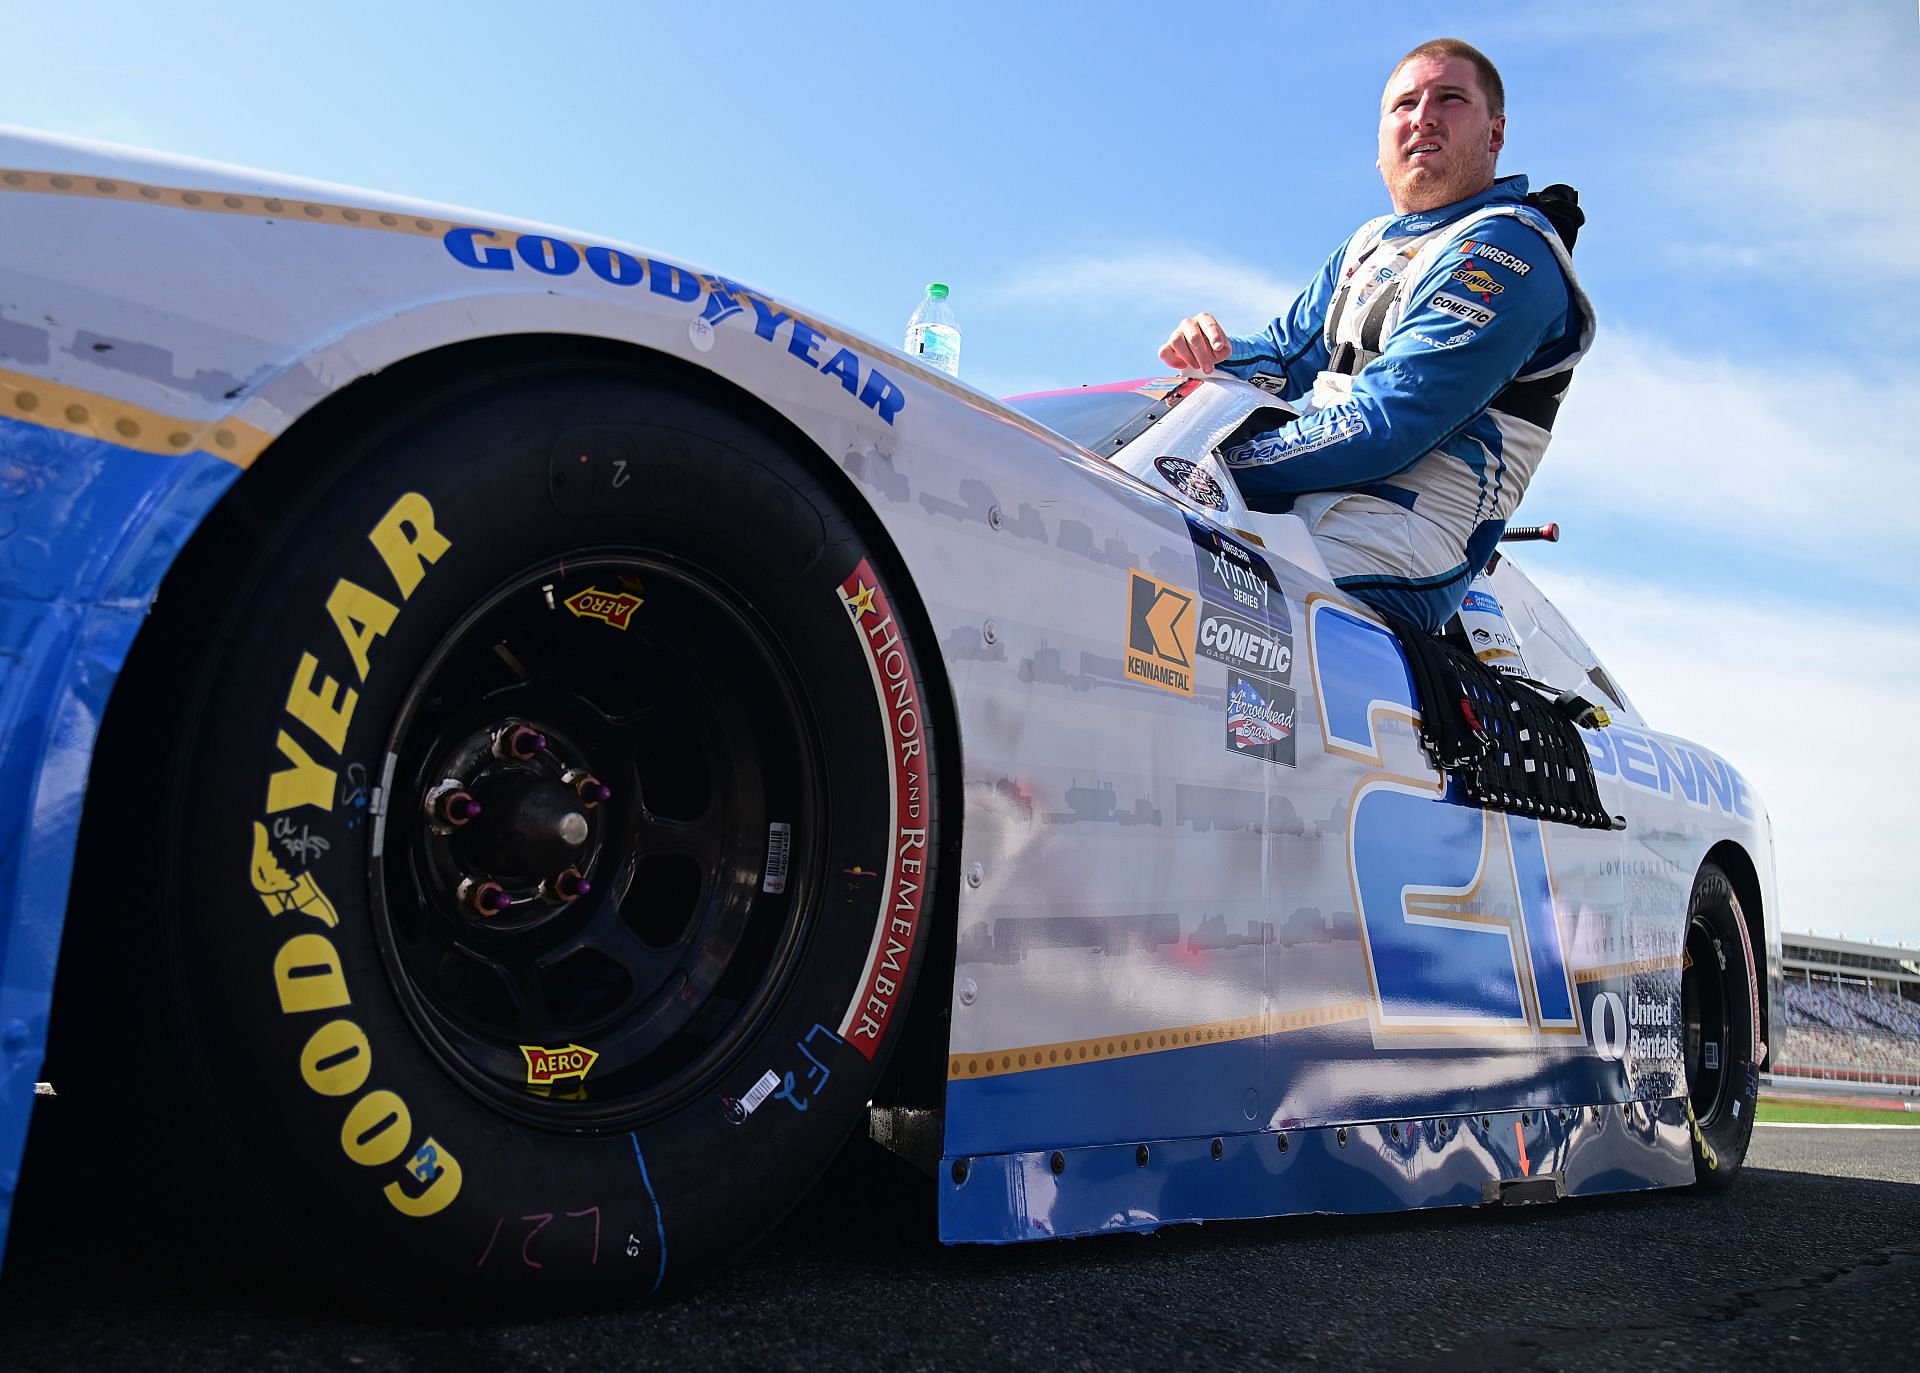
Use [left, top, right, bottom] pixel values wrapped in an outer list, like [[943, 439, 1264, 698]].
[[1222, 219, 1571, 501], [1157, 234, 1352, 401]]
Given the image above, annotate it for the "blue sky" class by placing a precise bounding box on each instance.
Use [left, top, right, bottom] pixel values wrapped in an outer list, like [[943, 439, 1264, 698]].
[[6, 1, 1917, 945]]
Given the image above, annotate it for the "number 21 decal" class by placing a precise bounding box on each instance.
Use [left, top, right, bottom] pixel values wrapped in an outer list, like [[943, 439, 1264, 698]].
[[1310, 597, 1583, 1039]]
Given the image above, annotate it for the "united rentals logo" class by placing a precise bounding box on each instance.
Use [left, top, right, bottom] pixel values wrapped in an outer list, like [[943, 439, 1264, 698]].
[[521, 1043, 600, 1086], [1451, 267, 1505, 301], [1124, 570, 1196, 696], [563, 585, 643, 631]]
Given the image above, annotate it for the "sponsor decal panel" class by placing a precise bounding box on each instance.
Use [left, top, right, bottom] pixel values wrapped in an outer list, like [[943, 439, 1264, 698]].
[[1197, 601, 1292, 686], [1225, 674, 1297, 766], [1152, 455, 1228, 512], [1428, 292, 1497, 327], [1186, 517, 1291, 635], [835, 561, 930, 1058], [563, 585, 643, 631], [1122, 569, 1197, 696]]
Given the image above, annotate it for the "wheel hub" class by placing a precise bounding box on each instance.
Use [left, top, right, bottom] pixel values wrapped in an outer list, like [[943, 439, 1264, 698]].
[[370, 553, 820, 1129]]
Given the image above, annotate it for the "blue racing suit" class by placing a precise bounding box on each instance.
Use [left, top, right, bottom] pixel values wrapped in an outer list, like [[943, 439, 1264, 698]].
[[1219, 175, 1595, 629]]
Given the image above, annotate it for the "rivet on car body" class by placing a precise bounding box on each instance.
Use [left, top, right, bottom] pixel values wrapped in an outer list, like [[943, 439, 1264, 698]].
[[1277, 1132, 1289, 1153], [1136, 1145, 1150, 1167], [987, 505, 1004, 530], [966, 863, 983, 889], [959, 978, 978, 1006], [1050, 1151, 1066, 1175], [1337, 1127, 1348, 1148], [951, 1158, 970, 1185], [1210, 1137, 1223, 1160], [982, 620, 997, 645], [1391, 1123, 1401, 1141]]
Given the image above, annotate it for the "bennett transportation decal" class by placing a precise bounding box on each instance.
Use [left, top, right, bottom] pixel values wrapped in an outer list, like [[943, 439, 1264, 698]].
[[1224, 675, 1297, 766], [442, 228, 907, 426], [1456, 240, 1532, 276], [1152, 456, 1227, 512], [835, 562, 928, 1058], [1428, 293, 1497, 327], [1122, 570, 1197, 697], [1186, 517, 1291, 635], [1197, 602, 1292, 685]]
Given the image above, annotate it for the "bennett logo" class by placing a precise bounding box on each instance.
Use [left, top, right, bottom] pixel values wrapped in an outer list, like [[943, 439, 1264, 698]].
[[1429, 292, 1496, 327], [521, 1043, 599, 1085], [564, 586, 643, 630], [1457, 240, 1532, 276], [1153, 456, 1228, 511], [1451, 267, 1505, 300], [1124, 570, 1196, 696]]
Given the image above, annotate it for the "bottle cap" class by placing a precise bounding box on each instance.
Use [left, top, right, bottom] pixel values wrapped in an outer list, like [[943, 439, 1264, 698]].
[[927, 283, 949, 299]]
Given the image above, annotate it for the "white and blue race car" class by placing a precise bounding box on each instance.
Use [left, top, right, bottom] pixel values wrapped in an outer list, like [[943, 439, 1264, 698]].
[[0, 128, 1777, 1313]]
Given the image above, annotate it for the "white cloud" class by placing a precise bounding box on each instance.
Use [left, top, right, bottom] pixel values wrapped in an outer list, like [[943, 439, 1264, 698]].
[[981, 247, 1304, 328], [1528, 325, 1920, 578], [1529, 566, 1920, 950]]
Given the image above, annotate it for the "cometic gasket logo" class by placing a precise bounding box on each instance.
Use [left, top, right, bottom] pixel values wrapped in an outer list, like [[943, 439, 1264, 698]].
[[1123, 570, 1197, 697]]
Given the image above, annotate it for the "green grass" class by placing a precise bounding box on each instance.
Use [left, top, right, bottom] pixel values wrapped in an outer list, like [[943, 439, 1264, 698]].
[[1756, 1097, 1920, 1126]]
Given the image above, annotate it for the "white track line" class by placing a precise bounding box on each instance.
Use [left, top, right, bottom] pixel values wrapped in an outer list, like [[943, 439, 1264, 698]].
[[1755, 1121, 1919, 1130]]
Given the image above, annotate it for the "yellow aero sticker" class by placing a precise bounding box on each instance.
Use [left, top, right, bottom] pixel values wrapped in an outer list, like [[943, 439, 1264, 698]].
[[563, 586, 643, 631], [522, 1043, 600, 1086], [949, 1000, 1372, 1081]]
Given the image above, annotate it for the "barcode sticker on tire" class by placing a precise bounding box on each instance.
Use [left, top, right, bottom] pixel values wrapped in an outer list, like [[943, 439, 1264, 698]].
[[763, 821, 792, 894]]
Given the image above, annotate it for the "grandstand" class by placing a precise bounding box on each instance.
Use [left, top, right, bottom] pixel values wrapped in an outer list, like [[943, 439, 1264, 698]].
[[1776, 931, 1920, 1087]]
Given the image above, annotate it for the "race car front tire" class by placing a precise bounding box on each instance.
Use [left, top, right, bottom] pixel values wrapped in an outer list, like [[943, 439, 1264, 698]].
[[1681, 861, 1761, 1191], [57, 346, 942, 1312]]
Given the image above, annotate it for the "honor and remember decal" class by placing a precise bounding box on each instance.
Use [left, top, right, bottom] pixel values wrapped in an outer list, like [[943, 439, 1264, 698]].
[[835, 561, 929, 1060]]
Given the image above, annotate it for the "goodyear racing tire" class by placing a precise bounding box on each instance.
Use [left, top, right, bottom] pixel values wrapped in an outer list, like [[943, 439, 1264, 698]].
[[1681, 862, 1761, 1191], [65, 347, 942, 1312]]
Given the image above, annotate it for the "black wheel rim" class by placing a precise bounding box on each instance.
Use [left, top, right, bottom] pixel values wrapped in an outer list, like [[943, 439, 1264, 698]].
[[1683, 914, 1733, 1127], [369, 551, 824, 1130]]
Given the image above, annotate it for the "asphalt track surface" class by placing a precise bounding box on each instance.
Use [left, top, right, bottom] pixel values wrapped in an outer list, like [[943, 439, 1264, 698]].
[[3, 1125, 1916, 1371]]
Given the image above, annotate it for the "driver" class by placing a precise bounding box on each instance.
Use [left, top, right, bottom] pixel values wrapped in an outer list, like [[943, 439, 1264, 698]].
[[1160, 38, 1594, 631]]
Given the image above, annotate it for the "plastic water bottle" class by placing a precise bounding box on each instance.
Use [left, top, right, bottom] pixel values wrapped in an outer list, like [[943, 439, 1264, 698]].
[[904, 282, 961, 377]]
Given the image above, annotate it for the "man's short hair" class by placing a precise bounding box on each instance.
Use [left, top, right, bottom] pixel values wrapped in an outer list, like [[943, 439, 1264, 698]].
[[1391, 38, 1505, 119]]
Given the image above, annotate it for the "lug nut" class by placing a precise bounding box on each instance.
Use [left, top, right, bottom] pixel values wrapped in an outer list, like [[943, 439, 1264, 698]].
[[551, 867, 592, 900], [440, 790, 482, 826], [464, 880, 511, 916], [503, 725, 548, 759], [574, 775, 611, 807]]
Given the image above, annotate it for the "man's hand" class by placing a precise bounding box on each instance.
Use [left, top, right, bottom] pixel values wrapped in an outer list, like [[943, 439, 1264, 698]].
[[1159, 313, 1232, 373]]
